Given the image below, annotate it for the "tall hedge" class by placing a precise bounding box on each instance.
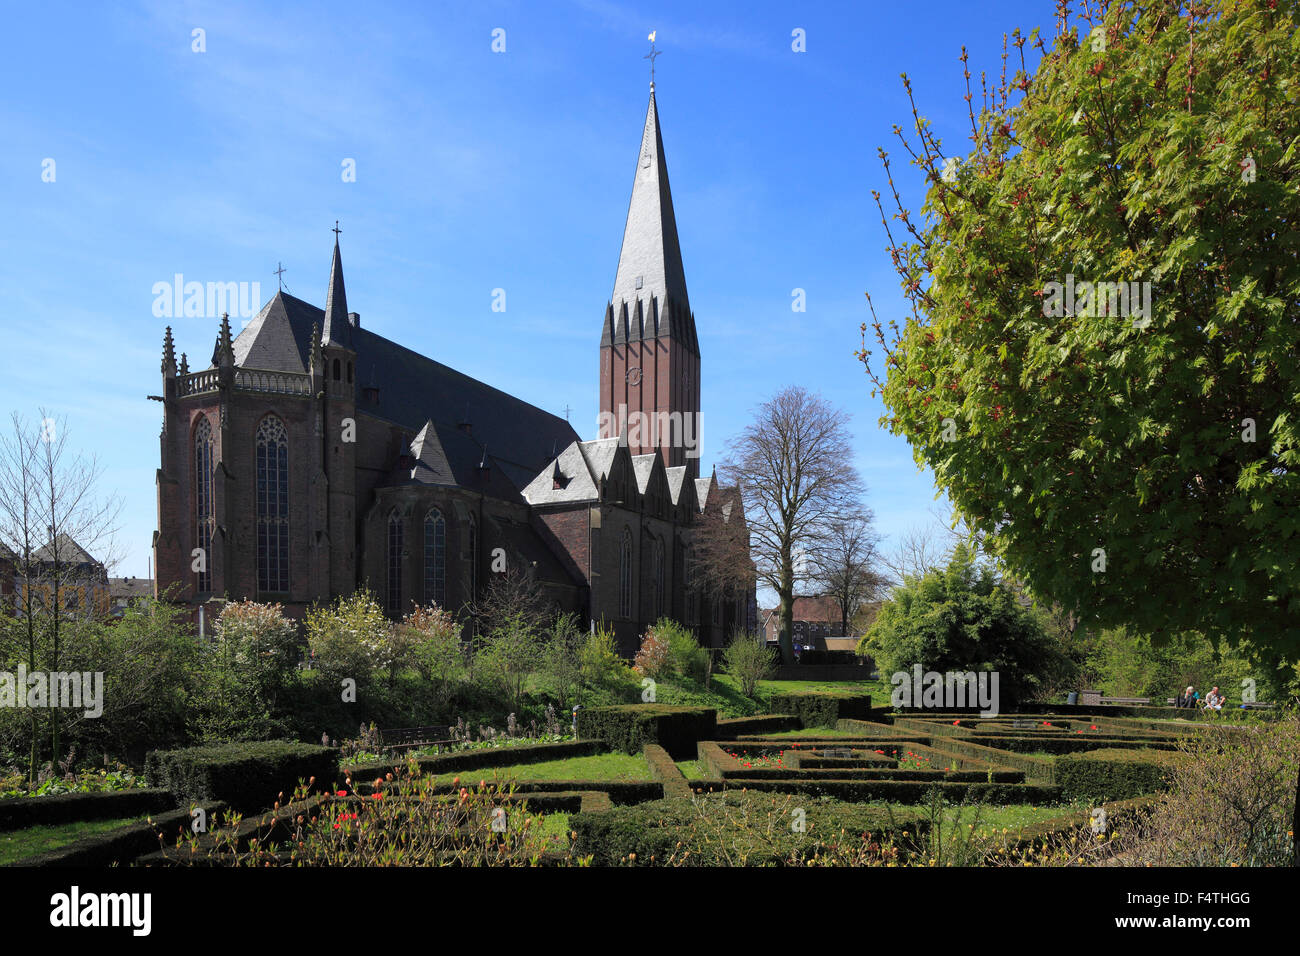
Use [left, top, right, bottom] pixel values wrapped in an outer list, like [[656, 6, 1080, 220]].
[[577, 705, 716, 759], [765, 693, 873, 728], [144, 741, 339, 813], [1055, 748, 1188, 802]]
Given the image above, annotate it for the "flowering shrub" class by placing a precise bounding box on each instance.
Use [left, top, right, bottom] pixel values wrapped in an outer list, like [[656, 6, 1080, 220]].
[[305, 590, 393, 686], [633, 630, 671, 679]]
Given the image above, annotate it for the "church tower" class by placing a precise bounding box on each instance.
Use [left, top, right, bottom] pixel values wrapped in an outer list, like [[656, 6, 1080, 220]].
[[599, 82, 701, 478]]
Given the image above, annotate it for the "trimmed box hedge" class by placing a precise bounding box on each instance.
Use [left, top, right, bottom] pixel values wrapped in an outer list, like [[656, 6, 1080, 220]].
[[643, 744, 692, 799], [1055, 748, 1188, 801], [764, 693, 872, 728], [343, 740, 604, 781], [145, 741, 339, 813], [569, 791, 927, 865], [0, 788, 175, 832], [577, 705, 716, 759], [715, 715, 802, 738], [708, 778, 1063, 804]]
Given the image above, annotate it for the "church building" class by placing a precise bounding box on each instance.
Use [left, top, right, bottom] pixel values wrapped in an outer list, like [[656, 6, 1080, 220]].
[[152, 85, 756, 655]]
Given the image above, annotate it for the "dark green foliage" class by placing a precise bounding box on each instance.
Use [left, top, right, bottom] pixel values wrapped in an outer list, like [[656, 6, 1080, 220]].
[[713, 778, 1062, 804], [144, 741, 338, 813], [569, 791, 927, 865], [1056, 748, 1188, 802], [577, 705, 716, 760], [863, 547, 1068, 708], [765, 693, 873, 727], [863, 0, 1300, 655], [342, 740, 604, 780], [0, 788, 174, 832]]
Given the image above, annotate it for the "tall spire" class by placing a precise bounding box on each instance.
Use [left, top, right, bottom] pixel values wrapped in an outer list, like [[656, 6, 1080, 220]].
[[606, 87, 695, 350], [322, 223, 352, 350]]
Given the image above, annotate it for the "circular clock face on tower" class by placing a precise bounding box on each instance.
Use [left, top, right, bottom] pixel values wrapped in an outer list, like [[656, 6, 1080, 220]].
[[626, 366, 642, 386]]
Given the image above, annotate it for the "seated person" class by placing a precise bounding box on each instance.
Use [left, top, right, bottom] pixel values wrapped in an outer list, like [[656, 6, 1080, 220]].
[[1204, 686, 1224, 711], [1175, 685, 1196, 708]]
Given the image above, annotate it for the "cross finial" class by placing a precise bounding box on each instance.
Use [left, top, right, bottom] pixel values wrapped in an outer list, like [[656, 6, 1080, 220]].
[[644, 31, 661, 89], [563, 404, 573, 421], [274, 261, 287, 290], [332, 220, 342, 240]]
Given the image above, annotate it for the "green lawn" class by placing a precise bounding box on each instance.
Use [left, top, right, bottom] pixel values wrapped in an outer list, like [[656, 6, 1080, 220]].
[[0, 815, 146, 865], [757, 727, 875, 738], [435, 752, 651, 784], [674, 760, 709, 778]]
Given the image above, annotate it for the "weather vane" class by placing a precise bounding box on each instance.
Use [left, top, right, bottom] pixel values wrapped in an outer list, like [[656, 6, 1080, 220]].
[[644, 31, 661, 88]]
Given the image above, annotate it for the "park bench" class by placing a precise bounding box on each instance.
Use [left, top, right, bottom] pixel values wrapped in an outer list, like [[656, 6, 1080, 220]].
[[1099, 696, 1151, 706], [375, 726, 453, 751], [1241, 702, 1274, 710]]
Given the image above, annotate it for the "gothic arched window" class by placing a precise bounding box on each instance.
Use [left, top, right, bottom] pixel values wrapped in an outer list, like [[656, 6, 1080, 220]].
[[255, 415, 289, 592], [387, 509, 403, 614], [423, 508, 446, 607], [193, 416, 214, 593], [619, 528, 633, 619]]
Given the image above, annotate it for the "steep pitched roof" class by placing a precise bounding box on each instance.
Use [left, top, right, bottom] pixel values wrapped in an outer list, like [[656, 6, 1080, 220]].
[[408, 420, 455, 485], [228, 290, 580, 486], [33, 534, 100, 566], [664, 465, 689, 506], [631, 453, 657, 495], [603, 89, 698, 353], [321, 237, 353, 349], [577, 438, 622, 483], [520, 441, 601, 506]]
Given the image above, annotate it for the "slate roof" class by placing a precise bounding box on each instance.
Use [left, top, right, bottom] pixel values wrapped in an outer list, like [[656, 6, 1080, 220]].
[[33, 534, 101, 566], [109, 577, 154, 600], [664, 465, 688, 506], [520, 440, 602, 506], [631, 454, 657, 495], [602, 89, 699, 353], [321, 237, 353, 349], [228, 288, 580, 494]]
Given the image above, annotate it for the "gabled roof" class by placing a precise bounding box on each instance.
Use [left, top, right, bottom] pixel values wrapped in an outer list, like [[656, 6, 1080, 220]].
[[602, 88, 698, 353], [631, 454, 657, 495], [227, 288, 580, 486], [577, 437, 622, 483], [664, 465, 689, 506], [694, 475, 716, 512], [521, 441, 602, 506], [33, 534, 100, 566]]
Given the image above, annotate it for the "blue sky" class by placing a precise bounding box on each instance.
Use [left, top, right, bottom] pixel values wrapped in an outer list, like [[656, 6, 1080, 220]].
[[0, 0, 1054, 583]]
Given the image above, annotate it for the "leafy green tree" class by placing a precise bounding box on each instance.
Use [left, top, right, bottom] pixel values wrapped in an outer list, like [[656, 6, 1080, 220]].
[[860, 1, 1300, 855], [541, 613, 584, 710], [862, 546, 1069, 708], [474, 612, 542, 714], [722, 630, 776, 699]]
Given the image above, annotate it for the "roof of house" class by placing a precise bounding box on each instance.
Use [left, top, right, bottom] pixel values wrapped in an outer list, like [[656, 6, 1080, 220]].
[[32, 534, 101, 566], [109, 577, 154, 599]]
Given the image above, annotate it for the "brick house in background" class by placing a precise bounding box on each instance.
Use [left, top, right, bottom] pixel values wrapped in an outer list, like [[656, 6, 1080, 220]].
[[152, 85, 754, 655], [763, 596, 882, 651]]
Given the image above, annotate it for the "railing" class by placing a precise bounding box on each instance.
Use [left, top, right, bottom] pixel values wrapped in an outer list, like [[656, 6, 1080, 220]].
[[177, 369, 220, 396], [177, 367, 314, 397], [235, 368, 313, 396]]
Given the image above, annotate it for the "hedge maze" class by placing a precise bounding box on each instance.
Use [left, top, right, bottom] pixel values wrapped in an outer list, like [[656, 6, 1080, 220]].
[[1, 695, 1207, 867]]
